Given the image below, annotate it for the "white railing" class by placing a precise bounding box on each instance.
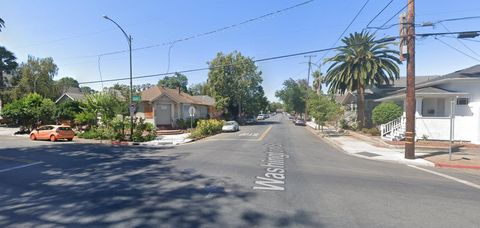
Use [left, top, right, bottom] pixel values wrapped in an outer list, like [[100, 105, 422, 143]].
[[380, 116, 406, 141]]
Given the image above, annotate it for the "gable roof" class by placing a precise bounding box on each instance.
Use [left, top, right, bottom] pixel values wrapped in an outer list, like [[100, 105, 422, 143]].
[[141, 86, 214, 106], [55, 87, 85, 103]]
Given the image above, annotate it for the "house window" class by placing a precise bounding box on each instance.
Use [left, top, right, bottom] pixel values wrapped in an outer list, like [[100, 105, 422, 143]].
[[456, 98, 469, 106]]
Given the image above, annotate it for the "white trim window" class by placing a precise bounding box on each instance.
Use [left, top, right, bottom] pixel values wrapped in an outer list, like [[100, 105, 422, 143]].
[[456, 98, 469, 106]]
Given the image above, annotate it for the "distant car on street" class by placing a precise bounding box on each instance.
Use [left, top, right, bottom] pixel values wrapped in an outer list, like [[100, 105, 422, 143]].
[[222, 121, 240, 132], [294, 119, 306, 126], [29, 125, 75, 142], [257, 114, 265, 120], [244, 116, 256, 125]]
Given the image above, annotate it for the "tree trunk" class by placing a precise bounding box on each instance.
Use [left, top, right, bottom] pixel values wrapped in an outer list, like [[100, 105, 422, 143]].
[[357, 84, 365, 130]]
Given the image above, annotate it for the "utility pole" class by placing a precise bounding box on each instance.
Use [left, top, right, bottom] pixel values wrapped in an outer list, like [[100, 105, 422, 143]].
[[405, 0, 416, 159], [304, 55, 316, 121]]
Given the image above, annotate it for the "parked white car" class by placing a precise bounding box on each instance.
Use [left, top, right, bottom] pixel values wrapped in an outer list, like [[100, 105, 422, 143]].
[[257, 114, 265, 120], [222, 121, 240, 132]]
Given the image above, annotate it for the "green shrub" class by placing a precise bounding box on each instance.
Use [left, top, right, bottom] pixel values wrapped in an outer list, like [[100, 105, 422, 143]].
[[369, 127, 380, 136], [190, 119, 224, 139], [176, 118, 199, 129], [372, 102, 403, 125], [133, 118, 157, 142], [339, 119, 349, 130]]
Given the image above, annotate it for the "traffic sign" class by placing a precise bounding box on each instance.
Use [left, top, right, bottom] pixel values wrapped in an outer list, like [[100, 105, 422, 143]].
[[129, 103, 136, 116], [188, 106, 196, 117], [132, 95, 141, 102]]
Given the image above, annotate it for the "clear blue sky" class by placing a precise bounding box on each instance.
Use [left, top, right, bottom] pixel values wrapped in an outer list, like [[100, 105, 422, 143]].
[[2, 0, 480, 101]]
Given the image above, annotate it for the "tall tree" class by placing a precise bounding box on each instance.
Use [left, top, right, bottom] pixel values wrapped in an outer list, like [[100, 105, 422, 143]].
[[56, 77, 79, 93], [312, 70, 322, 95], [13, 56, 58, 100], [0, 46, 17, 85], [80, 86, 95, 94], [0, 46, 18, 104], [188, 82, 209, 96], [158, 72, 188, 92], [207, 51, 267, 117], [323, 31, 401, 129], [275, 78, 308, 114]]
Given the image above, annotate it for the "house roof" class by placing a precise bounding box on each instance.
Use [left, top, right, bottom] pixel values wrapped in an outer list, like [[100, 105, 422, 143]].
[[55, 87, 86, 103], [375, 86, 469, 102], [415, 64, 480, 87], [141, 86, 215, 106]]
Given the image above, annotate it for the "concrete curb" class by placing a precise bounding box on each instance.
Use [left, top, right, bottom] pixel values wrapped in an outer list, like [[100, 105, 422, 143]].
[[435, 163, 480, 170]]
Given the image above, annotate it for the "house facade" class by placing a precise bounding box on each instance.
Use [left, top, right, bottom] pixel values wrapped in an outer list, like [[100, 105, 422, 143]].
[[136, 86, 216, 128], [376, 65, 480, 144]]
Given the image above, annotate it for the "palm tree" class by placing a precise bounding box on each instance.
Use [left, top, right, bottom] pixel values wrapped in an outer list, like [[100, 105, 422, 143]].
[[323, 31, 401, 129], [312, 70, 322, 95]]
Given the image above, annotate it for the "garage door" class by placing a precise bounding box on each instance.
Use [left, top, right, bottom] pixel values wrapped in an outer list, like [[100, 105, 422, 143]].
[[155, 104, 171, 125]]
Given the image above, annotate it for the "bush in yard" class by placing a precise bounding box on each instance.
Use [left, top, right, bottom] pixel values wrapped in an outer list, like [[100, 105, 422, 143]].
[[132, 118, 156, 142], [176, 118, 198, 129], [372, 102, 402, 125], [190, 119, 224, 139], [369, 127, 380, 136], [0, 93, 55, 130]]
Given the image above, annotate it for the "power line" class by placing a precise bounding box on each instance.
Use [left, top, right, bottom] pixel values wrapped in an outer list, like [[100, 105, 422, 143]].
[[79, 30, 480, 85], [80, 36, 396, 85], [438, 22, 480, 58], [435, 37, 480, 62], [368, 15, 480, 31], [365, 0, 394, 29], [462, 38, 480, 43], [60, 0, 316, 61], [320, 0, 371, 61], [376, 1, 410, 31], [437, 15, 480, 23]]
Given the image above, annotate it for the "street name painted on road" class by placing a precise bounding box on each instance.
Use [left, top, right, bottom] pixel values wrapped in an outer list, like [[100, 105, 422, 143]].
[[253, 144, 289, 191]]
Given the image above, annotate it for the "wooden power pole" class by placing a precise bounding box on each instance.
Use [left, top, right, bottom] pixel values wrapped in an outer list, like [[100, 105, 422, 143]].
[[405, 0, 416, 159]]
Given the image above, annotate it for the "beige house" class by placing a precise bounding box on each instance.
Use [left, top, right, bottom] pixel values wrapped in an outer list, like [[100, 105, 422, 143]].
[[137, 86, 216, 128]]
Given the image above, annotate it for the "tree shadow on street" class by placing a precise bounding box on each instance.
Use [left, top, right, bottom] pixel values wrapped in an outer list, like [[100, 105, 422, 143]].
[[0, 144, 255, 227]]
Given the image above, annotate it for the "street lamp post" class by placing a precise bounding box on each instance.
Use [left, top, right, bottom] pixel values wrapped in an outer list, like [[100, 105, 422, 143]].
[[103, 15, 134, 141]]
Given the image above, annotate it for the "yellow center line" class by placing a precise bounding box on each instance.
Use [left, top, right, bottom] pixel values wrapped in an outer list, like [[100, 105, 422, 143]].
[[257, 125, 273, 141]]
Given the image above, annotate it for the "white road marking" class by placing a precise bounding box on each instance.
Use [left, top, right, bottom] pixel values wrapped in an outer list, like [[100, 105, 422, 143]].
[[239, 133, 259, 137], [0, 162, 43, 173], [408, 165, 480, 190]]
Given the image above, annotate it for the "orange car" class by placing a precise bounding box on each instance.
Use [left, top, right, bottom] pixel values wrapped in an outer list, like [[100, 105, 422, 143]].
[[29, 125, 75, 142]]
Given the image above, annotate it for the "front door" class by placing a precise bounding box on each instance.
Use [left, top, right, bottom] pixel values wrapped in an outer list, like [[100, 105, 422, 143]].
[[155, 103, 171, 126]]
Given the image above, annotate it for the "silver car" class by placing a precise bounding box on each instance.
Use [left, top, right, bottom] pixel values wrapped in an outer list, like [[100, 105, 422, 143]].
[[222, 121, 240, 132]]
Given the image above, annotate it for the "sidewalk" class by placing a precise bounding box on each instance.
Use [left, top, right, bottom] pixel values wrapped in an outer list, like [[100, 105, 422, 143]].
[[140, 133, 192, 146], [306, 122, 480, 170]]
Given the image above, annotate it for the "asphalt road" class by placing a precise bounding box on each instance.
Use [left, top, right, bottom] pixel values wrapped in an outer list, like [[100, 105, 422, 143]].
[[0, 115, 479, 227]]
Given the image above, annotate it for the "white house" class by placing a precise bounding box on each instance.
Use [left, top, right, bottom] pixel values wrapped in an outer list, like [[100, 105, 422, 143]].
[[376, 65, 480, 144]]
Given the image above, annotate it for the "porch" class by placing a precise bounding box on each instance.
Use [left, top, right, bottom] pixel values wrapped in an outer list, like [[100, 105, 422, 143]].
[[376, 87, 479, 144]]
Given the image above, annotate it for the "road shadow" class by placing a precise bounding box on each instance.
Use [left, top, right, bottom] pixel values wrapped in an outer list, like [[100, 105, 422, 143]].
[[240, 209, 324, 227], [252, 120, 282, 126], [0, 144, 255, 227]]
